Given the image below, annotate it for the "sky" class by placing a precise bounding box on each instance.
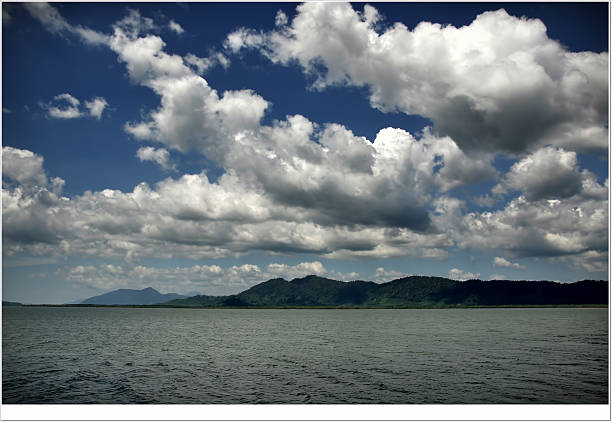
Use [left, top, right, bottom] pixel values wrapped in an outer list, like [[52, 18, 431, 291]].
[[2, 2, 609, 304]]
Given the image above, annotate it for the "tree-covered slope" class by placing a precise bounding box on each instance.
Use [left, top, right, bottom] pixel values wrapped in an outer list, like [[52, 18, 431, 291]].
[[236, 276, 378, 306], [163, 276, 608, 307]]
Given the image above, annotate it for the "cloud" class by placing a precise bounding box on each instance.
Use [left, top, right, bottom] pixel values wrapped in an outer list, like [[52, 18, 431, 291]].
[[2, 147, 67, 248], [168, 19, 184, 35], [2, 146, 49, 187], [184, 52, 230, 74], [84, 97, 109, 120], [109, 10, 488, 232], [24, 2, 71, 34], [45, 93, 81, 119], [73, 26, 110, 46], [266, 261, 327, 279], [1, 148, 449, 263], [227, 3, 608, 154], [565, 251, 608, 273], [454, 184, 608, 262], [110, 16, 267, 159], [492, 257, 526, 270], [448, 268, 480, 281], [374, 267, 406, 283], [275, 10, 288, 27], [496, 147, 585, 201], [62, 260, 332, 295], [113, 8, 157, 40], [24, 2, 109, 46], [43, 93, 108, 120], [136, 146, 176, 171], [28, 5, 498, 237], [13, 5, 608, 277]]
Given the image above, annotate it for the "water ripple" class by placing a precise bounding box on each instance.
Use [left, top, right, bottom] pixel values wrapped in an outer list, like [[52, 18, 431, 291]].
[[2, 307, 608, 404]]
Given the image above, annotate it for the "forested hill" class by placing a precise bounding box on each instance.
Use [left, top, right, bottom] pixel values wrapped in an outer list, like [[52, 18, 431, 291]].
[[163, 275, 608, 307]]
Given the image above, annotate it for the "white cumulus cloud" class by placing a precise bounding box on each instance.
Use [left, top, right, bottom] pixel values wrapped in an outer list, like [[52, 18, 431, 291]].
[[84, 97, 109, 120], [10, 4, 608, 280], [136, 146, 176, 171], [496, 147, 586, 201], [227, 3, 607, 154], [2, 146, 49, 187], [492, 257, 526, 270], [374, 267, 406, 283], [448, 268, 480, 281]]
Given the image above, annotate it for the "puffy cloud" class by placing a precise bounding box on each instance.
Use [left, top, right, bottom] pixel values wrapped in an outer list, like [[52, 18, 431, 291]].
[[45, 93, 81, 119], [63, 260, 332, 295], [492, 257, 526, 270], [84, 97, 108, 120], [108, 9, 499, 233], [27, 5, 499, 239], [266, 261, 327, 279], [14, 5, 608, 279], [110, 17, 268, 159], [497, 147, 584, 201], [227, 3, 607, 154], [2, 148, 67, 249], [168, 19, 184, 35], [374, 267, 406, 283], [2, 147, 49, 187], [453, 184, 608, 262], [43, 93, 108, 120], [407, 128, 497, 193], [1, 147, 452, 264], [136, 147, 176, 171], [113, 8, 157, 40], [448, 268, 480, 281], [3, 141, 606, 276]]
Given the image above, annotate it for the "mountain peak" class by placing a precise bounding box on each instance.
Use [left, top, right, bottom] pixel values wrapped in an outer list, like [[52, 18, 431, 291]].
[[79, 286, 185, 305], [290, 274, 332, 284], [142, 287, 158, 293]]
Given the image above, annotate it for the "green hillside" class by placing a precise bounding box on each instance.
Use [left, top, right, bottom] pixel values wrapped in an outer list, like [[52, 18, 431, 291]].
[[162, 276, 608, 307]]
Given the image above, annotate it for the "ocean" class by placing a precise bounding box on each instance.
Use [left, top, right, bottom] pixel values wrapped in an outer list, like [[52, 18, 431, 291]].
[[2, 307, 608, 404]]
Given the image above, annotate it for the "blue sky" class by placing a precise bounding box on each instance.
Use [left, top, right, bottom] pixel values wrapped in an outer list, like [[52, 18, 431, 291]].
[[2, 2, 608, 303]]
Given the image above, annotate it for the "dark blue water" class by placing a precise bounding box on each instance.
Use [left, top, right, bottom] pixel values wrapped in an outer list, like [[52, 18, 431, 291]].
[[2, 307, 608, 403]]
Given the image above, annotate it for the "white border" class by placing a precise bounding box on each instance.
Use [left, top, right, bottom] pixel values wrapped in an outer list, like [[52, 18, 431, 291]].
[[1, 404, 611, 421]]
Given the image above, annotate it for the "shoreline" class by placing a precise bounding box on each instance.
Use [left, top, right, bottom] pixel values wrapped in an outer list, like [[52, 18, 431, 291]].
[[7, 303, 608, 309]]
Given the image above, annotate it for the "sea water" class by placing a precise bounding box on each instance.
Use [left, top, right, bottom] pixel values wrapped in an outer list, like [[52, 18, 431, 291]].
[[2, 307, 608, 403]]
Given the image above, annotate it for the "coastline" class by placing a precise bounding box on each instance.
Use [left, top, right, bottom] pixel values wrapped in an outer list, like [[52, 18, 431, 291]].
[[10, 303, 609, 309]]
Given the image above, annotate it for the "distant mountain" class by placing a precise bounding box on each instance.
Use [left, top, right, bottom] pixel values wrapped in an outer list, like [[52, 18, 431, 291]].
[[2, 301, 23, 307], [80, 287, 186, 305], [164, 275, 608, 307]]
